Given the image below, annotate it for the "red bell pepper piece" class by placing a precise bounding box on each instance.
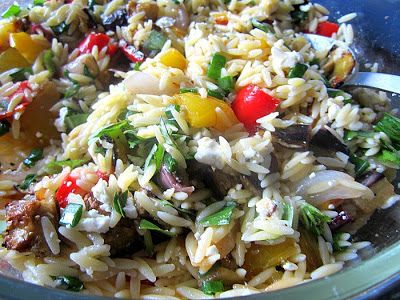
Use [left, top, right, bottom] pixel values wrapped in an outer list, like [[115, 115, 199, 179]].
[[0, 81, 31, 120], [121, 43, 145, 63], [78, 33, 118, 56], [232, 84, 280, 133], [55, 174, 87, 208], [316, 21, 339, 37]]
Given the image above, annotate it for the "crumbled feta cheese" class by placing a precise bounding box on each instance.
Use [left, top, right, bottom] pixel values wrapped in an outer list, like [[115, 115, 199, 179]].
[[123, 196, 138, 219], [66, 193, 85, 208], [54, 107, 69, 132], [271, 43, 303, 77], [91, 178, 117, 213], [194, 137, 225, 169], [74, 210, 111, 233], [256, 198, 277, 218]]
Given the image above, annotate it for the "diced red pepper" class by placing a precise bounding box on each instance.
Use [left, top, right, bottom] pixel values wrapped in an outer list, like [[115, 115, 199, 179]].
[[232, 84, 280, 133], [0, 81, 31, 120], [55, 174, 87, 208], [316, 21, 339, 37], [121, 43, 145, 63], [78, 33, 118, 56]]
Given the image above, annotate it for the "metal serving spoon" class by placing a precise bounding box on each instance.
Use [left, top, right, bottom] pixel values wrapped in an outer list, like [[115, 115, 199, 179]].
[[304, 34, 400, 94]]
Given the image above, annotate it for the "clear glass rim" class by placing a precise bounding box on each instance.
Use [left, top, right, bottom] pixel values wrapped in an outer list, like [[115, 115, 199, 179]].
[[0, 240, 399, 300]]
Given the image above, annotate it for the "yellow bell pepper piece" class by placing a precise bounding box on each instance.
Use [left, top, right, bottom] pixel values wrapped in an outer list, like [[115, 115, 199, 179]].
[[176, 92, 238, 131], [0, 48, 30, 72], [0, 21, 18, 52], [9, 32, 49, 64], [159, 48, 187, 70]]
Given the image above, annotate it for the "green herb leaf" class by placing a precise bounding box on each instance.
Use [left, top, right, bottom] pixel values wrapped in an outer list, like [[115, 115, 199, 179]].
[[179, 87, 198, 94], [327, 88, 352, 102], [332, 233, 349, 253], [113, 191, 128, 217], [2, 4, 21, 18], [343, 130, 375, 142], [374, 113, 400, 150], [59, 203, 83, 227], [88, 0, 96, 10], [23, 148, 43, 167], [53, 276, 84, 292], [44, 50, 57, 76], [91, 120, 129, 142], [201, 280, 224, 295], [282, 202, 294, 226], [45, 159, 86, 175], [51, 21, 70, 35], [299, 203, 331, 236], [159, 199, 195, 219], [10, 67, 33, 82], [65, 113, 89, 131], [207, 88, 225, 100], [218, 76, 234, 92], [143, 30, 167, 53], [350, 155, 370, 177], [144, 143, 164, 171], [290, 10, 308, 24], [33, 0, 45, 6], [165, 104, 180, 120], [207, 53, 226, 80], [133, 62, 141, 71], [288, 63, 308, 78], [143, 229, 154, 256], [376, 150, 400, 167], [199, 205, 235, 227], [309, 57, 320, 66], [251, 18, 274, 33], [83, 64, 95, 79], [139, 219, 177, 236], [64, 84, 80, 98], [0, 120, 11, 137], [18, 174, 37, 190], [164, 153, 178, 173]]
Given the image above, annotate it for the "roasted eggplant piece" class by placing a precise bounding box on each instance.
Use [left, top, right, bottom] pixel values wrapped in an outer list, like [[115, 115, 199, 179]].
[[310, 125, 349, 156], [272, 125, 311, 150], [102, 9, 128, 31], [357, 171, 384, 187], [322, 47, 355, 88]]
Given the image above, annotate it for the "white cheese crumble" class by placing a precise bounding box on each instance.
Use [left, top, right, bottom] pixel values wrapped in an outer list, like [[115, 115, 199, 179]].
[[194, 137, 225, 169], [74, 209, 111, 233]]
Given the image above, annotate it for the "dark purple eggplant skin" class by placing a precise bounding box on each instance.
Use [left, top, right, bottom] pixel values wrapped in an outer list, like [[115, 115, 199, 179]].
[[356, 171, 384, 187], [273, 125, 311, 150], [310, 125, 350, 156], [102, 9, 128, 31]]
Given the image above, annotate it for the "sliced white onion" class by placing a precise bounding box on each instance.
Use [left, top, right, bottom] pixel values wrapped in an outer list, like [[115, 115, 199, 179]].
[[123, 72, 162, 95], [294, 170, 373, 205]]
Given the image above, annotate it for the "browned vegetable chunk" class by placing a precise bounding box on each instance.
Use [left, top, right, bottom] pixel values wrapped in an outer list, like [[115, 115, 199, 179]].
[[243, 238, 298, 277], [102, 218, 139, 257], [298, 226, 322, 272], [3, 195, 59, 257]]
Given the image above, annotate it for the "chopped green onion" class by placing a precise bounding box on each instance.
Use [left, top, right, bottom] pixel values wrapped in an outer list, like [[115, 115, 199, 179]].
[[0, 220, 6, 234], [18, 174, 37, 190], [133, 62, 141, 71], [53, 276, 84, 292], [299, 203, 331, 236], [199, 205, 235, 227], [10, 67, 33, 82], [2, 4, 21, 18], [207, 53, 226, 80], [144, 143, 165, 171], [51, 21, 69, 35], [44, 50, 57, 76], [201, 280, 224, 295], [374, 113, 400, 150], [64, 84, 80, 98], [59, 203, 83, 227], [33, 0, 45, 6], [350, 155, 370, 177], [164, 153, 178, 173], [290, 10, 308, 24], [139, 219, 177, 236], [65, 113, 89, 131], [45, 159, 86, 175], [143, 229, 154, 256], [282, 202, 294, 226], [376, 150, 400, 167], [343, 130, 375, 142], [143, 30, 167, 53], [288, 63, 308, 78], [179, 87, 198, 94], [332, 233, 349, 253], [23, 148, 43, 167], [327, 88, 352, 103], [83, 64, 95, 79], [251, 18, 274, 33], [218, 76, 234, 92], [113, 191, 128, 217], [207, 88, 225, 100], [0, 120, 11, 137]]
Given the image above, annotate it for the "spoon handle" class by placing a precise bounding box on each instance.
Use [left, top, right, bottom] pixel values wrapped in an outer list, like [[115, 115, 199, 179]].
[[343, 72, 400, 94]]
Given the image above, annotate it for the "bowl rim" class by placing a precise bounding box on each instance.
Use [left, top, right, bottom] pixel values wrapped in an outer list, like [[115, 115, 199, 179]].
[[0, 240, 399, 300]]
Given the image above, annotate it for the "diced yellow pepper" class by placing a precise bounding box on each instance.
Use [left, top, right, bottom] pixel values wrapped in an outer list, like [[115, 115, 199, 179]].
[[0, 21, 18, 52], [176, 92, 238, 131], [9, 32, 49, 64], [0, 48, 30, 72], [159, 48, 187, 70]]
